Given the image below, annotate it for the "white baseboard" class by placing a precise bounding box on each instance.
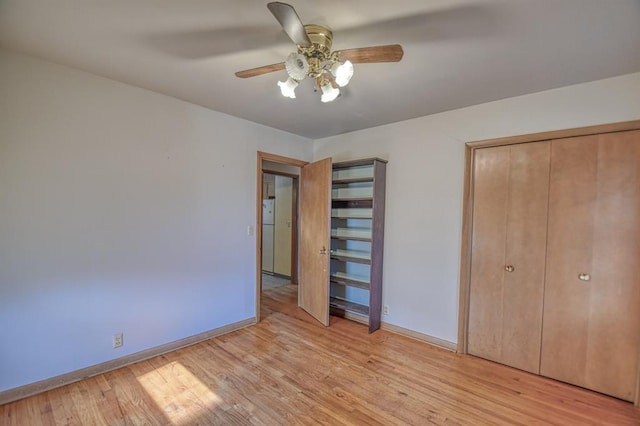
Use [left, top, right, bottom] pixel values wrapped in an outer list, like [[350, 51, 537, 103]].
[[0, 317, 257, 406], [333, 310, 457, 352], [381, 321, 457, 352]]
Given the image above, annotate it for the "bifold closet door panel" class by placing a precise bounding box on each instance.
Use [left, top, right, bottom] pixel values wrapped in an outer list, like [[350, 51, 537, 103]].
[[468, 146, 509, 365], [540, 136, 597, 390], [541, 131, 640, 402], [468, 141, 550, 374], [501, 141, 550, 373]]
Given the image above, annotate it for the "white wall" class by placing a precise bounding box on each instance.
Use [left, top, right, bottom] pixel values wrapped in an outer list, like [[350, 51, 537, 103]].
[[314, 72, 640, 344], [0, 50, 312, 392]]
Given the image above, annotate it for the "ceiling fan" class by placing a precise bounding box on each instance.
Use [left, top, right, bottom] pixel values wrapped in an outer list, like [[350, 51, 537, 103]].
[[235, 2, 404, 103]]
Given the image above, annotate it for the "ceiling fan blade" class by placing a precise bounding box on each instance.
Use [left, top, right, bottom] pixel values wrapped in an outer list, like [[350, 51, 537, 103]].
[[235, 62, 286, 79], [335, 45, 404, 64], [267, 2, 311, 47]]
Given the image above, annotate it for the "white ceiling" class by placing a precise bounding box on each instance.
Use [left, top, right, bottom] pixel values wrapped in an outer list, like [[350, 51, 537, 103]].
[[1, 0, 639, 139]]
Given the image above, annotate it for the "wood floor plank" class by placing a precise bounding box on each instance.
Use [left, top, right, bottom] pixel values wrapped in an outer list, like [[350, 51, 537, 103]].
[[205, 337, 338, 425], [2, 284, 639, 425], [67, 379, 110, 426], [30, 393, 56, 426], [102, 362, 170, 425], [220, 327, 397, 425]]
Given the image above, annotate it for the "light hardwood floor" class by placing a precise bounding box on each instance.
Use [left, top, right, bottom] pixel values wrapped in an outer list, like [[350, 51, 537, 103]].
[[261, 273, 291, 290], [2, 284, 639, 425]]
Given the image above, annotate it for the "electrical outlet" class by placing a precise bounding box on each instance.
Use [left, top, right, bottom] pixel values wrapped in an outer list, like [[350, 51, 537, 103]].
[[113, 333, 123, 348], [383, 305, 389, 316]]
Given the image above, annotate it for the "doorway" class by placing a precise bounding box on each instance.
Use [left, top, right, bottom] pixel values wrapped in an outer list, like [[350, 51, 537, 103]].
[[261, 172, 296, 288], [256, 152, 306, 322]]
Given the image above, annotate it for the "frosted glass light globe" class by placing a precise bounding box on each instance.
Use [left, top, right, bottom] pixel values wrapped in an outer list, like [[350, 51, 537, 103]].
[[331, 60, 354, 87], [277, 77, 298, 99], [320, 81, 340, 103]]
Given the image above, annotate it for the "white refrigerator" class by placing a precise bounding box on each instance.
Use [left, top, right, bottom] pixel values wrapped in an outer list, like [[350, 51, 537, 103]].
[[262, 200, 275, 273]]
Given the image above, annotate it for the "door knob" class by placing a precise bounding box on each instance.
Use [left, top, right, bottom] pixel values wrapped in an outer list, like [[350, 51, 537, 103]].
[[505, 265, 514, 272], [319, 246, 327, 255], [578, 273, 591, 281]]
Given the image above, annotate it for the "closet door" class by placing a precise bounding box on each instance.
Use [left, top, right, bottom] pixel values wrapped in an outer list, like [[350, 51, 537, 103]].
[[541, 130, 640, 401], [468, 141, 550, 374]]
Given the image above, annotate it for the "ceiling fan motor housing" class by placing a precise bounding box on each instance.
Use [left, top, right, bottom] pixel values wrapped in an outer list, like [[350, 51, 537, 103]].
[[298, 25, 334, 78], [301, 25, 333, 59]]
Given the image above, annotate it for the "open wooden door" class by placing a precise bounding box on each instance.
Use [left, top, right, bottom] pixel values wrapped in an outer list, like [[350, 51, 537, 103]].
[[298, 157, 332, 326]]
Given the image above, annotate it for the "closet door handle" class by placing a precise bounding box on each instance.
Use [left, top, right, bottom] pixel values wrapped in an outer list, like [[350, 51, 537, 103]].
[[319, 246, 327, 255], [505, 265, 514, 272], [578, 273, 591, 281]]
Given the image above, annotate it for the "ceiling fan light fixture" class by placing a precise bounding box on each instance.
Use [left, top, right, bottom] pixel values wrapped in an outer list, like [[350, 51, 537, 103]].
[[235, 3, 404, 103], [284, 52, 309, 81], [278, 77, 299, 98], [331, 60, 354, 87], [320, 80, 340, 103]]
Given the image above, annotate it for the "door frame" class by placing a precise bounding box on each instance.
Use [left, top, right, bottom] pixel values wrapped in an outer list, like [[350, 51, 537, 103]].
[[256, 151, 308, 321], [457, 119, 640, 406]]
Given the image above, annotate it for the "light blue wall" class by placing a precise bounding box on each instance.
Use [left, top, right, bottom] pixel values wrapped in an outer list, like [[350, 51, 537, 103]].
[[0, 50, 312, 392]]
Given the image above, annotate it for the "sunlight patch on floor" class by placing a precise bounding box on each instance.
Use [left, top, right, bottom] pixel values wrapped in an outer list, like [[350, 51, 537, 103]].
[[136, 361, 221, 424]]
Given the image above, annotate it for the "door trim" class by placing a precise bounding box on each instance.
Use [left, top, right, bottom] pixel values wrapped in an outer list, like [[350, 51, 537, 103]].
[[256, 152, 308, 322], [457, 119, 640, 406]]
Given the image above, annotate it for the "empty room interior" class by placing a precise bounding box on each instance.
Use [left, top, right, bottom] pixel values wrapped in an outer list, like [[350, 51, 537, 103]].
[[1, 1, 640, 424]]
